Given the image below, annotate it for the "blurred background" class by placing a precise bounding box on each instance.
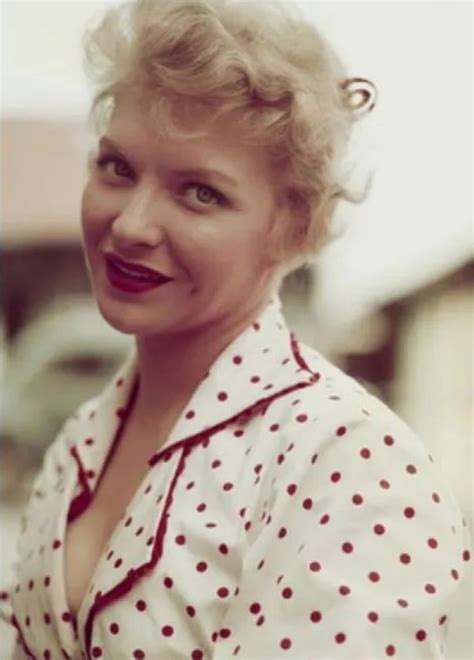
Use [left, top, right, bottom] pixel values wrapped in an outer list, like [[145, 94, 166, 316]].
[[1, 1, 472, 658]]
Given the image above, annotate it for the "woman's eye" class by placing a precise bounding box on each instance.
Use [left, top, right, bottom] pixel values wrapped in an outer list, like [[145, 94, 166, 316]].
[[95, 155, 132, 178], [182, 182, 226, 208]]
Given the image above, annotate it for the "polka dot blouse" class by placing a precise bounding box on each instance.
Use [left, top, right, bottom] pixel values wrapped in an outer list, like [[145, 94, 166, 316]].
[[2, 293, 471, 659]]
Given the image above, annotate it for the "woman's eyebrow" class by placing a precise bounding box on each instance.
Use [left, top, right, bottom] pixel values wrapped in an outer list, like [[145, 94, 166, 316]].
[[98, 136, 239, 190]]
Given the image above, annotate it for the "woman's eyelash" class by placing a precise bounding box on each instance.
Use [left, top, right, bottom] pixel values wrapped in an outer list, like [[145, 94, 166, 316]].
[[94, 154, 228, 207]]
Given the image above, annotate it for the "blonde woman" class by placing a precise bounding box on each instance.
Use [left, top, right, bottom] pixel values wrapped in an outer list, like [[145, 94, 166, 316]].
[[3, 1, 470, 658]]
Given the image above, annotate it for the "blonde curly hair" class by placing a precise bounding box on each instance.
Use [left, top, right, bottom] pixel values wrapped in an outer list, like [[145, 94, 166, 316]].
[[81, 0, 376, 287]]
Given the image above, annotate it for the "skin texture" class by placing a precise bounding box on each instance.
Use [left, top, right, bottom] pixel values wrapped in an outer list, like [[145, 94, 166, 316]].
[[81, 94, 287, 430]]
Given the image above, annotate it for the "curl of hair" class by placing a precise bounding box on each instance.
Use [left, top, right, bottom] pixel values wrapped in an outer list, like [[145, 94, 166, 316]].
[[82, 0, 377, 286]]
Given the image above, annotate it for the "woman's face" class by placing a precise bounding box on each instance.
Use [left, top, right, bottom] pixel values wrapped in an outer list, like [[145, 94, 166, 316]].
[[81, 95, 285, 339]]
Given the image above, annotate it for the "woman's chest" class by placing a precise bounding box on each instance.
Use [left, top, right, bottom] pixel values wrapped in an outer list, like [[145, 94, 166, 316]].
[[14, 416, 279, 658], [64, 423, 173, 618]]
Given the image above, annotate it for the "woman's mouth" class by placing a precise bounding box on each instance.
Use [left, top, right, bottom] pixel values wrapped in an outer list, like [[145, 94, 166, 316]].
[[105, 259, 173, 294]]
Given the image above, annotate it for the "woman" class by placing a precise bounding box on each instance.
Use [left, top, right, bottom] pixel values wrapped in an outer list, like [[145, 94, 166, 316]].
[[3, 0, 470, 658]]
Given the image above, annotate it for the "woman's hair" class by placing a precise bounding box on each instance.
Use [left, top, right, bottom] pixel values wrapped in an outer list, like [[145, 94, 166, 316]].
[[81, 0, 376, 288]]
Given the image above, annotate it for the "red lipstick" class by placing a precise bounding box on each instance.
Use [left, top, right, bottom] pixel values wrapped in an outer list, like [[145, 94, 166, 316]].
[[104, 253, 173, 294]]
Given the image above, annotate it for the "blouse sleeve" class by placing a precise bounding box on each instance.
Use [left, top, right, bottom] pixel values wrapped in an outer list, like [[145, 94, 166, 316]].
[[212, 404, 471, 659], [0, 398, 96, 659]]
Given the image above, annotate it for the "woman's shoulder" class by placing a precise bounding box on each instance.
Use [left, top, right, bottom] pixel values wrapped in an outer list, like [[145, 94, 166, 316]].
[[271, 339, 464, 515]]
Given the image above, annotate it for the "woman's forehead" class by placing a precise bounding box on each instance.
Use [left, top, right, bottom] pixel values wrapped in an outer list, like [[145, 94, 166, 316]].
[[106, 99, 273, 178]]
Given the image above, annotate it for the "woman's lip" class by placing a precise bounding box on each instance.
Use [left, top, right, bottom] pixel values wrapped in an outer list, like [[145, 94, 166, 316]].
[[105, 253, 173, 281], [105, 260, 173, 293]]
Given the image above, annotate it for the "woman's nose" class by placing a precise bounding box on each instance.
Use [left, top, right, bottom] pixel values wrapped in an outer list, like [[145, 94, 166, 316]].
[[110, 189, 164, 249]]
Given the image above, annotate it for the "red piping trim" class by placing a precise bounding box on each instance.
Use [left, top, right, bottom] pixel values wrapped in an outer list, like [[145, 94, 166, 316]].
[[68, 446, 93, 523], [9, 614, 36, 658], [290, 331, 320, 381], [83, 376, 315, 658]]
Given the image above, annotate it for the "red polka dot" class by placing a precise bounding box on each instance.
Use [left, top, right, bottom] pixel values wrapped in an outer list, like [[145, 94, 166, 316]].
[[217, 586, 229, 598], [416, 630, 427, 641], [397, 598, 409, 608], [220, 628, 231, 639], [250, 376, 260, 383], [256, 615, 265, 626], [196, 503, 206, 512], [223, 482, 234, 491], [368, 571, 380, 582], [162, 625, 174, 637], [296, 414, 308, 423], [25, 616, 30, 627], [406, 464, 417, 474], [249, 602, 261, 614], [233, 356, 242, 365], [339, 585, 351, 596], [427, 537, 438, 549], [310, 610, 322, 623], [110, 623, 119, 634], [330, 471, 341, 483], [175, 534, 186, 545], [386, 644, 396, 656], [367, 611, 379, 623], [451, 569, 460, 580], [432, 492, 440, 503], [439, 615, 447, 625], [28, 580, 34, 590], [133, 652, 145, 659], [302, 498, 313, 510], [425, 583, 436, 594], [185, 410, 195, 419], [380, 479, 390, 489], [404, 507, 415, 518], [44, 652, 51, 660], [163, 577, 173, 588], [92, 648, 102, 658], [400, 553, 411, 564], [319, 514, 330, 525], [282, 587, 293, 599], [352, 494, 363, 505], [52, 539, 61, 550], [270, 424, 280, 432], [280, 638, 292, 650], [219, 543, 228, 554], [114, 558, 123, 569], [463, 550, 471, 561], [191, 651, 203, 660], [196, 561, 208, 572], [374, 524, 385, 535], [124, 517, 132, 527], [335, 632, 346, 644], [44, 613, 51, 624], [278, 527, 287, 538], [287, 484, 297, 495], [309, 561, 321, 572], [384, 435, 394, 446], [342, 542, 353, 553], [44, 576, 51, 587], [360, 448, 371, 459], [186, 605, 196, 617], [336, 426, 346, 436], [61, 612, 72, 623], [217, 392, 228, 401], [136, 600, 147, 612]]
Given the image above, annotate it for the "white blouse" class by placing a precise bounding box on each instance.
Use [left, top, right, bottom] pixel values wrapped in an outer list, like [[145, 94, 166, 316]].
[[2, 293, 471, 659]]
